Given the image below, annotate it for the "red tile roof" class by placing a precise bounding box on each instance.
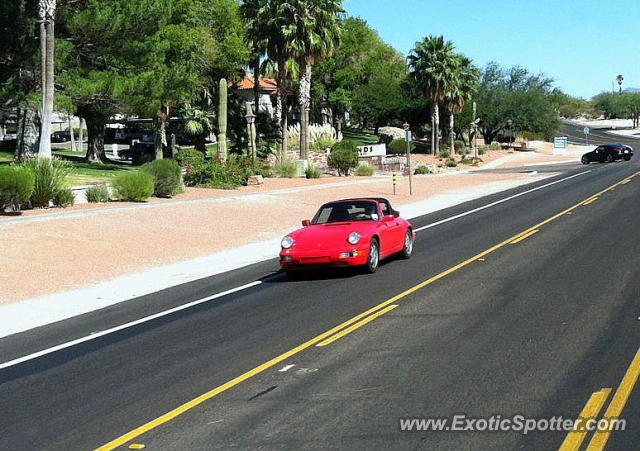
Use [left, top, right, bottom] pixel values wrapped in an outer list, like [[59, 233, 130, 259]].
[[237, 77, 278, 91]]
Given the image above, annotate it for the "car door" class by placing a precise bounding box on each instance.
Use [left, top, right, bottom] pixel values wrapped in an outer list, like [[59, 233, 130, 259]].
[[379, 204, 403, 254]]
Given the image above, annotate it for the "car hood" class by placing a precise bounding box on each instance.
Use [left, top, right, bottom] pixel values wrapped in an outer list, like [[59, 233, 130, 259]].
[[288, 223, 371, 250]]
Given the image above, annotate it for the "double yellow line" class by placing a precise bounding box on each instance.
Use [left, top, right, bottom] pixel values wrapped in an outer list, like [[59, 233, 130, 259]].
[[96, 171, 639, 451], [560, 348, 640, 451]]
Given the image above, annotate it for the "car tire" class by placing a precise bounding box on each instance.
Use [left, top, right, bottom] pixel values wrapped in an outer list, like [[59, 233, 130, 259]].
[[581, 156, 589, 165], [365, 239, 380, 274], [400, 229, 414, 259], [606, 153, 614, 163], [624, 156, 631, 161]]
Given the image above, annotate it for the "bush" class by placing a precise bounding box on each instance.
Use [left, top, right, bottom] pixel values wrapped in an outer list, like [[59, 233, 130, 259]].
[[174, 148, 205, 168], [22, 158, 71, 208], [274, 159, 298, 178], [478, 147, 487, 155], [0, 166, 34, 211], [183, 158, 250, 189], [85, 185, 110, 203], [438, 149, 451, 159], [311, 137, 337, 153], [388, 139, 414, 155], [141, 159, 183, 197], [459, 157, 475, 165], [445, 158, 458, 168], [454, 140, 465, 152], [414, 166, 431, 175], [328, 141, 359, 176], [112, 171, 155, 201], [355, 163, 376, 176], [305, 165, 322, 179], [52, 188, 75, 208], [488, 142, 502, 150]]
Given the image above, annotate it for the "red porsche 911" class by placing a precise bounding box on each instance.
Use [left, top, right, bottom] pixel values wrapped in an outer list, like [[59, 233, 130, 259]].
[[280, 198, 415, 275]]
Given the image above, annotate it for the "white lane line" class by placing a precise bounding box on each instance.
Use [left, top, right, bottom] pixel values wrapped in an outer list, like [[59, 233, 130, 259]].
[[279, 365, 296, 372], [0, 281, 262, 370], [414, 170, 592, 233]]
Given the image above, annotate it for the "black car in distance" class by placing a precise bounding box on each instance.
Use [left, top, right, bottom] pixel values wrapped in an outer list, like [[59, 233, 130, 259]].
[[582, 144, 634, 164]]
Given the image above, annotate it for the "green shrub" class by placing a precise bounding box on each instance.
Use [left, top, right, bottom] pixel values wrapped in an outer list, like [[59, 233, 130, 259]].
[[52, 188, 75, 208], [112, 171, 155, 201], [141, 159, 183, 197], [414, 166, 431, 175], [328, 141, 359, 176], [445, 158, 458, 168], [274, 159, 298, 178], [454, 140, 465, 152], [183, 158, 250, 189], [413, 141, 430, 154], [305, 165, 322, 179], [22, 158, 71, 208], [438, 149, 451, 159], [388, 139, 414, 155], [312, 137, 337, 153], [85, 185, 110, 203], [0, 166, 34, 211], [478, 147, 487, 155], [459, 157, 475, 165], [488, 142, 502, 150], [355, 163, 376, 176], [174, 148, 205, 168]]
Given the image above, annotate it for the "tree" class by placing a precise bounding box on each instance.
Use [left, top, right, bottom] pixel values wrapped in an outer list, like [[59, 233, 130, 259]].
[[312, 18, 408, 137], [473, 63, 560, 144], [283, 0, 343, 161], [37, 0, 56, 158], [408, 36, 459, 154], [443, 55, 479, 154], [0, 0, 41, 160]]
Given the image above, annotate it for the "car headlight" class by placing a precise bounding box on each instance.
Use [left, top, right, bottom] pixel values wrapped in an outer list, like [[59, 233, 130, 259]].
[[348, 232, 361, 245], [281, 236, 295, 249]]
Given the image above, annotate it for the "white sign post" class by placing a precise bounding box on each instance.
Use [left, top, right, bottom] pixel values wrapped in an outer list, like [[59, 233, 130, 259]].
[[583, 127, 591, 146], [357, 143, 387, 158]]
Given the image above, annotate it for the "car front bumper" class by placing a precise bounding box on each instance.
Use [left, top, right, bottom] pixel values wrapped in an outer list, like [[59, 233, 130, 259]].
[[280, 246, 370, 269]]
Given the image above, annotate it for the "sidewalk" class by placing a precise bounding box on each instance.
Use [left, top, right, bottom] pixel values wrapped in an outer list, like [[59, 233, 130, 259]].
[[0, 170, 558, 337]]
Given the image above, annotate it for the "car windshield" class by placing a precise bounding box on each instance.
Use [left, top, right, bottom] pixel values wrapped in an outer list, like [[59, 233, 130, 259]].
[[313, 201, 379, 224]]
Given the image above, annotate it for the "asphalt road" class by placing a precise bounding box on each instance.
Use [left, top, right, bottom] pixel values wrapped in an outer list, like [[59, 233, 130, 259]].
[[562, 121, 640, 148], [2, 141, 640, 450]]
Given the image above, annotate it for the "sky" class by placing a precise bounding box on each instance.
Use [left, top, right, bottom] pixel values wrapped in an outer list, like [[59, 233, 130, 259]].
[[343, 0, 640, 99]]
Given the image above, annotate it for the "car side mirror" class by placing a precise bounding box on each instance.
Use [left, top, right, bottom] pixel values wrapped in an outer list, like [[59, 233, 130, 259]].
[[302, 219, 311, 227], [383, 215, 395, 223]]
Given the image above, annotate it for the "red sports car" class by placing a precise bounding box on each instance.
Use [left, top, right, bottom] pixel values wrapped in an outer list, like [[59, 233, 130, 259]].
[[280, 198, 415, 275]]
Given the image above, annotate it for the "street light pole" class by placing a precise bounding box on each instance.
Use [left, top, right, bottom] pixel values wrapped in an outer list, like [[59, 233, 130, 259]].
[[404, 122, 413, 196], [507, 119, 513, 149]]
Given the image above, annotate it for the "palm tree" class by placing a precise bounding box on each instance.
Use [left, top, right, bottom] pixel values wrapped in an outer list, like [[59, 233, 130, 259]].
[[444, 55, 480, 156], [408, 35, 459, 155], [246, 0, 295, 161], [38, 0, 56, 158], [282, 0, 343, 161]]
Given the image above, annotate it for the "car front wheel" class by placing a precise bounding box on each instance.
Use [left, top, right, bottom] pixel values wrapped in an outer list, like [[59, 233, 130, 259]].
[[581, 156, 589, 165], [401, 230, 414, 259], [366, 239, 380, 274], [624, 156, 631, 161]]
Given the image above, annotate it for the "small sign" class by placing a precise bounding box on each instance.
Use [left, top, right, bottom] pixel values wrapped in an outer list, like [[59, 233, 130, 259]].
[[584, 127, 591, 135], [553, 136, 569, 155], [357, 143, 387, 158]]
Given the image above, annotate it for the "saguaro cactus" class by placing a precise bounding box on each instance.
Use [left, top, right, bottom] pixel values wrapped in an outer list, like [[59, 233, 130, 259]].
[[217, 78, 228, 161]]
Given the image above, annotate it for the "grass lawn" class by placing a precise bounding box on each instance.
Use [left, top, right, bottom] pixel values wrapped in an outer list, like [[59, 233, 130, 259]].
[[0, 151, 13, 164], [65, 161, 134, 186], [343, 129, 379, 147], [1, 150, 133, 185]]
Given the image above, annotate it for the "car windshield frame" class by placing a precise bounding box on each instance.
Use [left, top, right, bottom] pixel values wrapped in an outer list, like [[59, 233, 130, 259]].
[[312, 201, 380, 225]]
